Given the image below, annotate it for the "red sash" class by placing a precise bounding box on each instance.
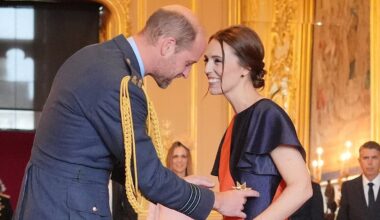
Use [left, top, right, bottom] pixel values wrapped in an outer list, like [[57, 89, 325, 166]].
[[219, 119, 242, 220]]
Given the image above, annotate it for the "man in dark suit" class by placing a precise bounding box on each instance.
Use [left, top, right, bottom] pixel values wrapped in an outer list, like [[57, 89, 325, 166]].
[[13, 5, 258, 220], [337, 141, 380, 220]]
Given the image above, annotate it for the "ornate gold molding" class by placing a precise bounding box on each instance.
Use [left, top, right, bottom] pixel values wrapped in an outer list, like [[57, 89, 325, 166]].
[[296, 1, 314, 158], [371, 0, 380, 142], [241, 0, 260, 24], [93, 0, 131, 41], [266, 0, 298, 119]]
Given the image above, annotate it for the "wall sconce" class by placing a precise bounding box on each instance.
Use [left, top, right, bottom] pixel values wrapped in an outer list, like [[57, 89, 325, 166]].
[[312, 146, 324, 182], [340, 140, 353, 178]]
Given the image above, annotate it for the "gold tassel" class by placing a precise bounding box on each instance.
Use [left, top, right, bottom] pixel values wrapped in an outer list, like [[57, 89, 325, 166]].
[[120, 76, 164, 213]]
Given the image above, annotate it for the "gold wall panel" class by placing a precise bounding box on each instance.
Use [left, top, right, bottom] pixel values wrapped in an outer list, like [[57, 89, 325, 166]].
[[371, 0, 380, 142]]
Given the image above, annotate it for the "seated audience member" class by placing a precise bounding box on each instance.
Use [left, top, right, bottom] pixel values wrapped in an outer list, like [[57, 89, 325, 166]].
[[0, 178, 13, 220], [147, 141, 194, 220], [290, 181, 324, 220], [337, 141, 380, 220]]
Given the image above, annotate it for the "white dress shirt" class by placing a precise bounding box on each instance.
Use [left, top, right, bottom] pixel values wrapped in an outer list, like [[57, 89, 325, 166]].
[[362, 173, 380, 206]]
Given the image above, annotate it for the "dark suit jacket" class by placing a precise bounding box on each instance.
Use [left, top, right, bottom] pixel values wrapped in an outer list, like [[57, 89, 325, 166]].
[[0, 193, 12, 220], [290, 182, 324, 220], [337, 175, 380, 220], [13, 35, 213, 220]]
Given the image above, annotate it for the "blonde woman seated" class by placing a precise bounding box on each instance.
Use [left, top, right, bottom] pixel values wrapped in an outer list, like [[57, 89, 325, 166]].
[[147, 141, 194, 220]]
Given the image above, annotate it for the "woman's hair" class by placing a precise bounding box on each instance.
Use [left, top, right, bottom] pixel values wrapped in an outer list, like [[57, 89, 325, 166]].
[[166, 141, 193, 176], [209, 25, 266, 88]]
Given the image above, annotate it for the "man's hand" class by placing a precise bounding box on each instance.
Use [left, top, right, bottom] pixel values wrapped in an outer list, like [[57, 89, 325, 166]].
[[183, 175, 215, 188], [213, 189, 260, 218]]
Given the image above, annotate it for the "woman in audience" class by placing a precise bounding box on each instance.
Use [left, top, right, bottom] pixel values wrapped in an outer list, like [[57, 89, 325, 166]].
[[147, 141, 194, 220]]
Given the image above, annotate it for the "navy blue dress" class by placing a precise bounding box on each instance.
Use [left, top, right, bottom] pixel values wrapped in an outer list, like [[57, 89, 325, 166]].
[[212, 99, 305, 219]]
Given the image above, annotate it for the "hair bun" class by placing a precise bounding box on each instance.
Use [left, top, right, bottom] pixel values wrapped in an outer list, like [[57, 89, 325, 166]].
[[252, 68, 266, 88]]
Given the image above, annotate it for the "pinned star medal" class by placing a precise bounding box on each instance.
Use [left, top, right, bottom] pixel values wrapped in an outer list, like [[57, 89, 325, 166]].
[[233, 181, 251, 191]]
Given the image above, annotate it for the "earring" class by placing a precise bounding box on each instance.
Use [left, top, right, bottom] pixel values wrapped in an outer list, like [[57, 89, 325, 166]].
[[240, 75, 245, 78]]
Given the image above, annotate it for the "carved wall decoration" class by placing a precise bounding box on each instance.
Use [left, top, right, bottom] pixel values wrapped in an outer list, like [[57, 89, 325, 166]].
[[93, 0, 131, 41], [240, 0, 314, 151], [267, 0, 297, 119]]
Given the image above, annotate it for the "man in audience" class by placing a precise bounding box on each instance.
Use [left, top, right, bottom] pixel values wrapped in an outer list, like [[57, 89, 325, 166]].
[[337, 141, 380, 220]]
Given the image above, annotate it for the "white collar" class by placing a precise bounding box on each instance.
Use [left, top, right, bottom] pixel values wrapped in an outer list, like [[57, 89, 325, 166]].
[[362, 173, 380, 186]]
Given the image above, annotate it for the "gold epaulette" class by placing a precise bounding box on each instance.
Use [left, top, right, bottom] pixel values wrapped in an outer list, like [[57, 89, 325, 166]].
[[120, 75, 164, 213]]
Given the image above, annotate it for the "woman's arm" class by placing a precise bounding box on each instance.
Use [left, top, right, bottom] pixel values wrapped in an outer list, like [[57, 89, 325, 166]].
[[254, 145, 312, 220]]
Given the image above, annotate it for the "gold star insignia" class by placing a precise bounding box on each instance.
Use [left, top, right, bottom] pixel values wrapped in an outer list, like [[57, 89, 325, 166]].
[[232, 181, 251, 191]]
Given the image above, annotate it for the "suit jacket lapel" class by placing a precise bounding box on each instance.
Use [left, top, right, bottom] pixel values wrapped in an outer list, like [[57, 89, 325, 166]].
[[354, 176, 368, 211], [375, 181, 380, 204]]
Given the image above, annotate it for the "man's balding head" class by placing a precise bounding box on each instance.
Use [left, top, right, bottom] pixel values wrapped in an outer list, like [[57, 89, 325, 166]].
[[141, 4, 204, 52], [135, 5, 206, 89]]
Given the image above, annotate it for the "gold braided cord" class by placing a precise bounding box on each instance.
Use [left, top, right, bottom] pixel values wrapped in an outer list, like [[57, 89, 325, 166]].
[[143, 90, 165, 162], [120, 76, 142, 213], [120, 76, 164, 213]]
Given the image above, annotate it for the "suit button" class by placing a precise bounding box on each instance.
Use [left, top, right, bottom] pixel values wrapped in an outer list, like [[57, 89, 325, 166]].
[[92, 206, 98, 212]]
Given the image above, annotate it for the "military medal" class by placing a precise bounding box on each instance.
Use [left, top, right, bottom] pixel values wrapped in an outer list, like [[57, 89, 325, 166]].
[[233, 181, 251, 191]]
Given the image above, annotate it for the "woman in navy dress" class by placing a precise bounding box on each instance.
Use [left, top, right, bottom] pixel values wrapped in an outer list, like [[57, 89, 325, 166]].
[[204, 25, 312, 220]]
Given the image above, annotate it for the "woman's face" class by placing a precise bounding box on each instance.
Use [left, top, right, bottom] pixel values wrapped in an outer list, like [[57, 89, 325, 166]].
[[204, 39, 247, 95], [171, 146, 189, 177]]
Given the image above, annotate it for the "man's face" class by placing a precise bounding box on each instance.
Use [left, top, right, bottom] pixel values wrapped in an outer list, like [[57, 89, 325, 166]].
[[359, 148, 380, 180], [154, 35, 206, 88]]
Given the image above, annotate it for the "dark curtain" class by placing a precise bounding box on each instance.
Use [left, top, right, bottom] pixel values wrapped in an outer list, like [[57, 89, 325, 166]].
[[0, 131, 34, 209]]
